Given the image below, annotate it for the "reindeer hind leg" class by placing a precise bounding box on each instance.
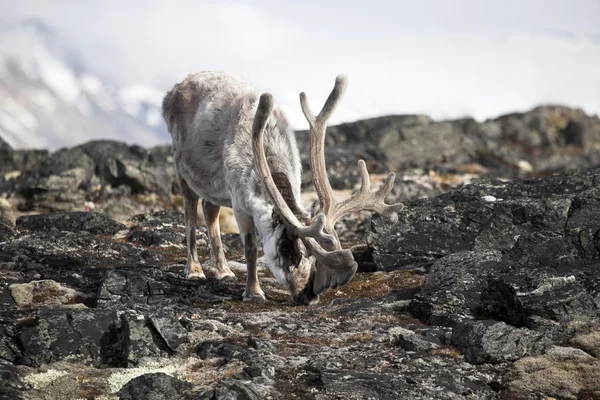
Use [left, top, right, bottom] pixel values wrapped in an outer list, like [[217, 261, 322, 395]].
[[179, 177, 206, 279]]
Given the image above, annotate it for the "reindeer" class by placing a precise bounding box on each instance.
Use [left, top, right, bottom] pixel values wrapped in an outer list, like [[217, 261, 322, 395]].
[[161, 71, 402, 304]]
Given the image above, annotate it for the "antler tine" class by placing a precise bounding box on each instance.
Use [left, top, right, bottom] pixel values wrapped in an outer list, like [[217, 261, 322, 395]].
[[252, 93, 336, 249], [328, 160, 404, 226], [300, 74, 348, 128], [299, 74, 348, 217]]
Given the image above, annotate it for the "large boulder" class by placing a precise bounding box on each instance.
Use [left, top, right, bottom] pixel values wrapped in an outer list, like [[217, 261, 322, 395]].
[[368, 169, 600, 342]]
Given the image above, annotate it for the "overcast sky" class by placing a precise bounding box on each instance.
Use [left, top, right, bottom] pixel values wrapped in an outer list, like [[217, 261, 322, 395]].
[[2, 0, 600, 129]]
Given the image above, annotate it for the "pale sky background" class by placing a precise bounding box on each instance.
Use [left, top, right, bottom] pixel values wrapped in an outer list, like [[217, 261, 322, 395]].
[[2, 0, 600, 130]]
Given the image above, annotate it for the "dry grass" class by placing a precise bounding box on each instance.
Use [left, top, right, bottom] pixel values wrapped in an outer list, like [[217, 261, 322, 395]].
[[430, 346, 463, 359], [320, 270, 425, 303]]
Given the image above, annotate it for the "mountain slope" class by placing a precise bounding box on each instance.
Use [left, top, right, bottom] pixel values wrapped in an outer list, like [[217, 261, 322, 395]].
[[0, 19, 169, 150]]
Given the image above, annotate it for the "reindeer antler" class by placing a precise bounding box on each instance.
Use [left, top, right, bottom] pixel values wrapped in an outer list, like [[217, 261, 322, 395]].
[[252, 93, 356, 278], [300, 75, 403, 232]]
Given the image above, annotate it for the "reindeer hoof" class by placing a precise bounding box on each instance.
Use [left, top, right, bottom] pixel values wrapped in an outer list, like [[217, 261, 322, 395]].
[[206, 266, 237, 281], [243, 290, 266, 303], [186, 271, 207, 280], [220, 273, 238, 282]]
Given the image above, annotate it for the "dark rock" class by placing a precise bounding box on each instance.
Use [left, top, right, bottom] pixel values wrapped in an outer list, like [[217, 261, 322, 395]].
[[77, 140, 171, 195], [148, 314, 188, 353], [195, 380, 263, 400], [128, 211, 184, 228], [126, 211, 202, 248], [0, 217, 15, 241], [350, 244, 377, 273], [390, 327, 439, 352], [2, 117, 600, 399], [0, 359, 27, 400], [0, 136, 49, 175], [117, 372, 193, 400], [15, 167, 89, 212], [365, 169, 600, 338], [451, 320, 549, 364], [16, 211, 126, 235], [479, 260, 600, 335], [16, 308, 122, 367], [0, 230, 148, 273], [306, 358, 502, 400], [36, 146, 95, 179], [121, 311, 165, 365], [408, 250, 503, 326], [197, 340, 248, 362]]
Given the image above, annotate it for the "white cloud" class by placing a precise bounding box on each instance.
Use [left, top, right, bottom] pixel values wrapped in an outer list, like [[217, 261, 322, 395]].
[[1, 0, 600, 133]]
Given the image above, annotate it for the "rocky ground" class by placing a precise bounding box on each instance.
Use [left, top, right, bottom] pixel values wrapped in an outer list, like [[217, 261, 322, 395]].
[[0, 106, 600, 399]]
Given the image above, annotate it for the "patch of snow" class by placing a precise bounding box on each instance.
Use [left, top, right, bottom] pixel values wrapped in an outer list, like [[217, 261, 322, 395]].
[[0, 125, 47, 149], [0, 109, 27, 136], [2, 97, 38, 131], [31, 88, 58, 111], [118, 84, 164, 119], [33, 44, 81, 103]]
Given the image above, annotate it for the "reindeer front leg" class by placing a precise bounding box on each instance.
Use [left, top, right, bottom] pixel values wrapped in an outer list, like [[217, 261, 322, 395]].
[[234, 210, 266, 303]]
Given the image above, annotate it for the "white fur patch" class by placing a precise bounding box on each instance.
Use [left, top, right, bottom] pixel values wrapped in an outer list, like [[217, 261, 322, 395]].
[[261, 224, 289, 286], [254, 210, 289, 286]]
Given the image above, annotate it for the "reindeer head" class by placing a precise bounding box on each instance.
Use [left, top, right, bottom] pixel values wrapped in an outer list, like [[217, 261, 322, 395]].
[[252, 75, 404, 305]]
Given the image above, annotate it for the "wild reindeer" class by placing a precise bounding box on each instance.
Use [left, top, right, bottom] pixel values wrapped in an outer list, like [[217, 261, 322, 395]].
[[161, 71, 402, 304]]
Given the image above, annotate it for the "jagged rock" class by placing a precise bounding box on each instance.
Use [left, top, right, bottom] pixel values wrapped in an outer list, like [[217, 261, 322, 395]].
[[0, 230, 150, 272], [408, 250, 503, 326], [3, 130, 600, 399], [117, 372, 193, 400], [389, 326, 439, 352], [0, 359, 27, 400], [97, 270, 149, 309], [36, 146, 96, 179], [0, 136, 48, 176], [4, 140, 177, 220], [126, 211, 207, 248], [299, 106, 600, 180], [16, 167, 89, 212], [128, 210, 184, 228], [366, 170, 600, 341], [0, 217, 15, 241], [16, 211, 126, 235], [222, 233, 243, 252], [196, 380, 263, 400], [148, 314, 189, 353], [451, 320, 549, 364], [16, 308, 122, 367], [197, 340, 247, 361], [121, 311, 165, 365], [78, 140, 172, 195]]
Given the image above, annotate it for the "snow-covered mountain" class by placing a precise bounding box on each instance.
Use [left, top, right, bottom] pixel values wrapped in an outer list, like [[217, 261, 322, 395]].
[[0, 19, 169, 150]]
